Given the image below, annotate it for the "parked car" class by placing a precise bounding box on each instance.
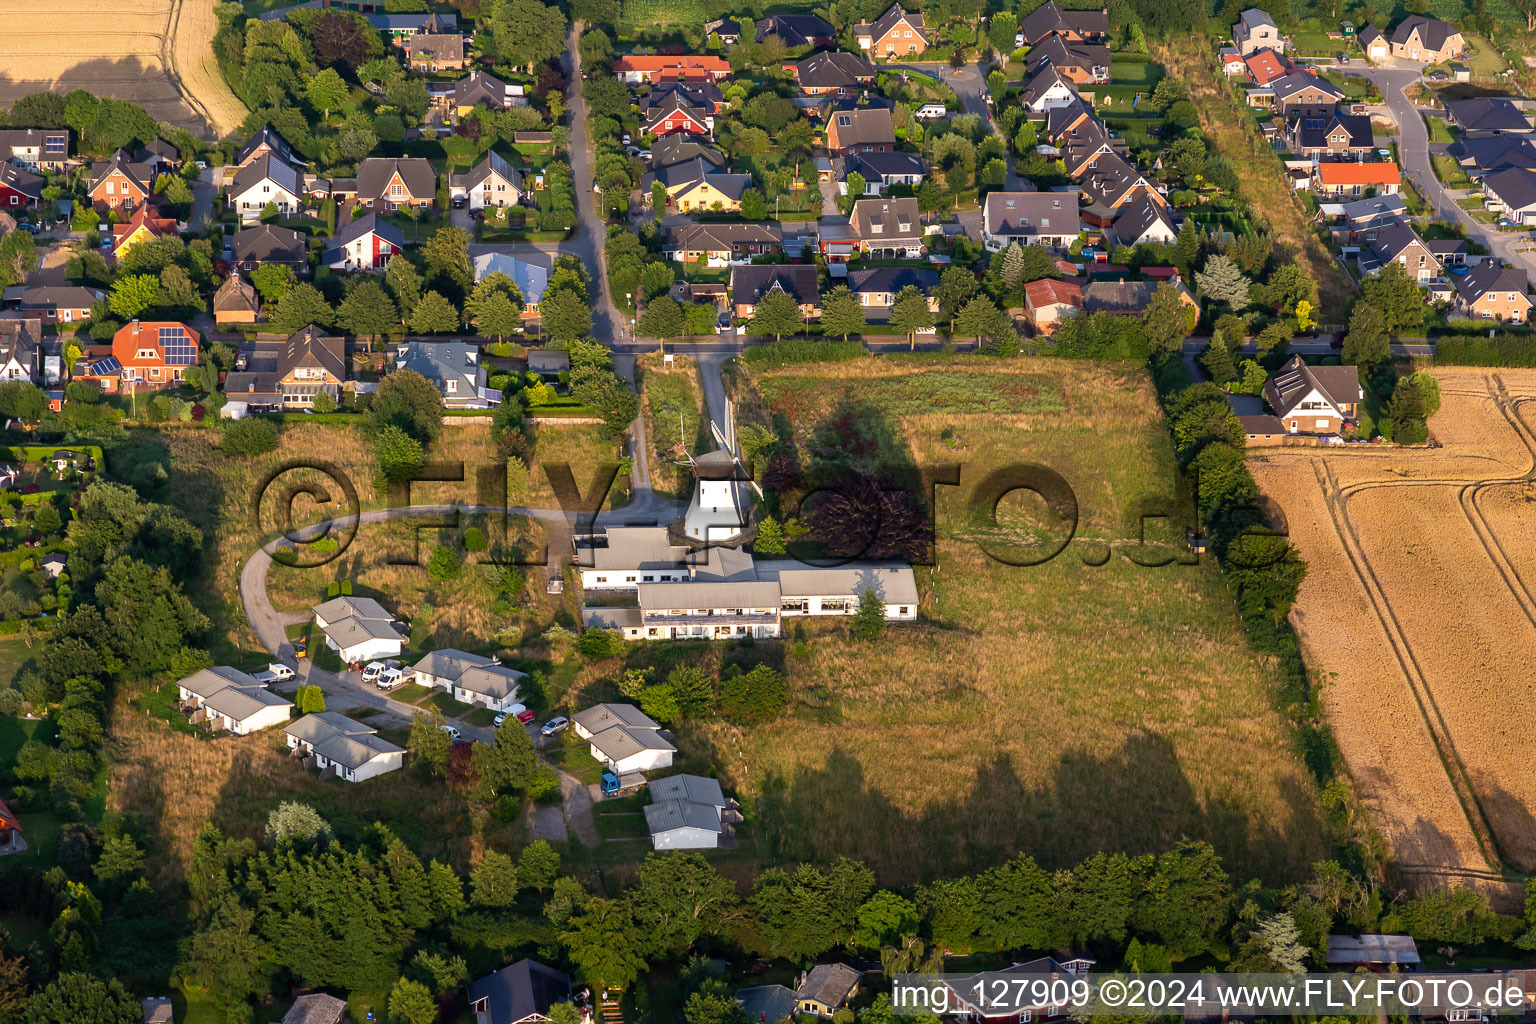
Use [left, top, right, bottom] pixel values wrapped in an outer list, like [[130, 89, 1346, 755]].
[[362, 659, 401, 683], [254, 663, 294, 684], [15, 223, 38, 234], [234, 351, 248, 371], [376, 667, 405, 689], [451, 195, 466, 208], [439, 724, 461, 741], [540, 716, 570, 736], [1338, 54, 1351, 63]]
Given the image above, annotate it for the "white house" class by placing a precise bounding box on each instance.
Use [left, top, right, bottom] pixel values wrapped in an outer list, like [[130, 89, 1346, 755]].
[[320, 212, 405, 271], [576, 527, 694, 591], [1020, 67, 1079, 113], [644, 774, 738, 850], [411, 649, 526, 711], [176, 666, 294, 736], [228, 154, 304, 223], [573, 703, 676, 774], [313, 595, 403, 663], [449, 150, 525, 211], [284, 711, 405, 783], [981, 190, 1081, 252]]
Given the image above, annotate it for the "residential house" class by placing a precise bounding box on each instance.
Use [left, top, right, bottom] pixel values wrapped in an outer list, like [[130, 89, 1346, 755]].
[[1045, 99, 1102, 142], [665, 221, 783, 263], [411, 649, 527, 712], [1313, 161, 1400, 198], [87, 149, 153, 211], [313, 595, 404, 663], [403, 30, 465, 71], [1446, 96, 1532, 133], [648, 157, 752, 212], [1359, 220, 1439, 281], [1322, 193, 1408, 243], [435, 70, 525, 120], [0, 165, 41, 210], [110, 321, 198, 391], [1244, 47, 1295, 87], [1220, 46, 1247, 75], [134, 138, 181, 176], [1105, 194, 1178, 247], [645, 774, 738, 850], [645, 81, 726, 116], [1270, 72, 1345, 118], [176, 666, 293, 736], [1453, 136, 1536, 179], [575, 526, 695, 590], [736, 986, 798, 1024], [8, 284, 102, 324], [1024, 36, 1111, 85], [755, 13, 835, 48], [1483, 166, 1536, 222], [1024, 276, 1084, 334], [1389, 15, 1463, 63], [1017, 1, 1108, 46], [1020, 66, 1080, 113], [650, 135, 728, 173], [285, 712, 405, 782], [228, 154, 304, 222], [395, 341, 501, 408], [38, 553, 66, 579], [1454, 259, 1532, 321], [354, 157, 435, 212], [1359, 23, 1389, 60], [837, 150, 926, 194], [321, 212, 405, 271], [943, 958, 1097, 1021], [468, 960, 572, 1024], [1077, 152, 1166, 228], [0, 464, 16, 489], [825, 108, 896, 156], [793, 51, 877, 96], [0, 129, 69, 172], [1234, 8, 1284, 55], [471, 251, 551, 318], [1061, 128, 1128, 177], [449, 151, 525, 211], [369, 10, 457, 41], [1081, 279, 1195, 315], [795, 965, 862, 1018], [279, 994, 347, 1024], [642, 94, 714, 137], [234, 125, 295, 170], [846, 266, 939, 319], [731, 263, 820, 320], [1291, 114, 1374, 160], [1324, 935, 1422, 972], [230, 224, 307, 274], [849, 195, 924, 257], [982, 190, 1081, 250], [704, 17, 743, 44], [573, 704, 676, 773], [245, 325, 347, 409], [111, 204, 179, 256], [0, 319, 39, 382], [613, 55, 731, 84], [1263, 354, 1362, 434], [213, 275, 260, 325], [853, 4, 928, 57]]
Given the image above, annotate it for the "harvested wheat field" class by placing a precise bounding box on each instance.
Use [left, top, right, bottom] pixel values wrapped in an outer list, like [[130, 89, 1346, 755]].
[[0, 0, 245, 136], [1248, 368, 1536, 902]]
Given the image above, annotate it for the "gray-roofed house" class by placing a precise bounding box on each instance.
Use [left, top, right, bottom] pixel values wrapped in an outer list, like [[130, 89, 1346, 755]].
[[1359, 23, 1388, 59], [1017, 1, 1108, 46], [1324, 934, 1421, 970], [1269, 71, 1346, 118], [1262, 354, 1362, 434], [8, 284, 101, 324], [312, 595, 404, 663], [285, 711, 405, 783], [838, 151, 926, 195], [826, 108, 896, 155], [737, 985, 797, 1024], [411, 649, 527, 711], [1290, 114, 1374, 160], [645, 773, 738, 849], [1323, 194, 1409, 243], [450, 151, 525, 211], [1024, 35, 1111, 84], [1482, 166, 1536, 224], [1389, 15, 1464, 63], [982, 190, 1081, 251], [651, 135, 728, 173], [354, 157, 436, 211], [731, 263, 821, 320], [853, 4, 929, 58], [235, 125, 295, 169], [794, 51, 877, 95], [141, 997, 174, 1024], [1359, 220, 1439, 281], [1020, 66, 1079, 113], [846, 266, 939, 318], [228, 154, 304, 223], [280, 993, 347, 1024], [576, 525, 691, 589], [1106, 193, 1178, 247], [369, 11, 458, 40], [321, 211, 405, 271], [795, 964, 863, 1018], [1453, 135, 1536, 179], [754, 13, 835, 47], [849, 195, 924, 257], [0, 128, 69, 172], [230, 224, 307, 273], [573, 703, 676, 773], [1454, 258, 1532, 321], [395, 341, 501, 408], [471, 251, 550, 317], [1446, 97, 1532, 133], [1233, 8, 1283, 55], [1081, 279, 1193, 315], [214, 274, 260, 325], [663, 221, 783, 263], [468, 959, 572, 1024], [176, 666, 294, 736]]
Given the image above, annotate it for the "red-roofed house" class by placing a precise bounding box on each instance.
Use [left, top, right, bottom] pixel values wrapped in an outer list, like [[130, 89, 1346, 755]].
[[1220, 47, 1246, 75], [1244, 48, 1294, 86], [0, 796, 23, 855], [107, 320, 201, 393], [1315, 161, 1401, 198], [614, 56, 731, 84], [1023, 277, 1083, 334], [112, 204, 179, 256]]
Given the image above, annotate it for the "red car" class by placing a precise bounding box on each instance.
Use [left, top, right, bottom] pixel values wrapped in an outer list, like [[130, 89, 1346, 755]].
[[515, 707, 537, 723]]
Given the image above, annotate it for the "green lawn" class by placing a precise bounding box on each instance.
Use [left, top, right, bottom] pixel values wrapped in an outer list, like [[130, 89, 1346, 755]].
[[0, 640, 35, 692], [426, 692, 476, 718], [1291, 30, 1347, 56], [128, 683, 210, 741], [463, 707, 497, 727], [392, 682, 434, 705], [547, 737, 605, 784], [1108, 59, 1163, 86], [1460, 33, 1512, 78], [595, 809, 650, 839], [1433, 154, 1471, 186]]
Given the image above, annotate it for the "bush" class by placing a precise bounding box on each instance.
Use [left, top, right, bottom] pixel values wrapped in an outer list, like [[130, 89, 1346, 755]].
[[742, 339, 866, 370], [530, 764, 561, 803], [428, 546, 463, 581], [463, 527, 487, 551], [575, 627, 623, 658], [222, 417, 280, 455]]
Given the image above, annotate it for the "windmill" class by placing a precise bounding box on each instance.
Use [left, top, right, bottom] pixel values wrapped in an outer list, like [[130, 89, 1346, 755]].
[[682, 398, 761, 543]]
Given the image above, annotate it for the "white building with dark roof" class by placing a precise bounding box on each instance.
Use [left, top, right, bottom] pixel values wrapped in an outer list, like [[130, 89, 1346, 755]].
[[285, 711, 405, 782], [176, 666, 294, 736], [312, 595, 403, 663], [573, 703, 676, 774]]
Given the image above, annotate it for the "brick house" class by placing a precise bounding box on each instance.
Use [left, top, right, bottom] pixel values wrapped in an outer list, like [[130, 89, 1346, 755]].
[[1388, 15, 1464, 63], [1017, 1, 1108, 46], [730, 264, 820, 321], [825, 108, 896, 155], [613, 56, 730, 85], [1024, 36, 1111, 85], [1454, 260, 1532, 322], [1262, 355, 1362, 435], [853, 4, 928, 57], [109, 321, 200, 392], [1360, 220, 1439, 282], [1290, 114, 1374, 161], [403, 30, 465, 72], [87, 150, 152, 211], [1270, 72, 1345, 118], [353, 157, 436, 211]]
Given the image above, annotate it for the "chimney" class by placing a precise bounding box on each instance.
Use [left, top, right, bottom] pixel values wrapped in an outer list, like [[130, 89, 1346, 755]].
[[131, 319, 140, 335]]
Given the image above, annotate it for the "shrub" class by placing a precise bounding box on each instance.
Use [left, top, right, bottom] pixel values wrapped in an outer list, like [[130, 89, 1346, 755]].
[[222, 417, 280, 455], [428, 546, 463, 581], [463, 527, 487, 551], [575, 627, 623, 658]]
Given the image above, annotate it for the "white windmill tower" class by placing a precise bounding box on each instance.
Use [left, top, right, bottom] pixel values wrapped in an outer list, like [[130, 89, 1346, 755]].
[[681, 398, 762, 544]]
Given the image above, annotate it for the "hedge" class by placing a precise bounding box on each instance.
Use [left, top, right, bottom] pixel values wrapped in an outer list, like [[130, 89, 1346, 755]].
[[741, 339, 867, 369], [1432, 335, 1536, 366]]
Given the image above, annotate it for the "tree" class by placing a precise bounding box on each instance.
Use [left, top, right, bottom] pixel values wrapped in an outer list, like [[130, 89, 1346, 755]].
[[559, 897, 648, 991], [24, 973, 141, 1024], [852, 587, 886, 640], [409, 289, 460, 334], [269, 283, 336, 334], [640, 261, 674, 301], [474, 718, 537, 795], [1143, 283, 1194, 355], [628, 852, 739, 956], [853, 890, 919, 950], [546, 1005, 584, 1024], [305, 68, 348, 119], [1200, 339, 1238, 384], [311, 390, 337, 413], [1361, 261, 1426, 334], [385, 255, 422, 321], [842, 171, 867, 213], [889, 285, 935, 348], [420, 226, 473, 297], [471, 851, 521, 907], [0, 953, 27, 1024], [493, 0, 567, 73], [519, 840, 561, 890], [223, 417, 279, 456], [747, 288, 803, 341], [265, 801, 332, 847], [1195, 254, 1251, 308], [387, 977, 437, 1024], [738, 188, 767, 220], [251, 262, 296, 304], [571, 367, 639, 439], [410, 708, 451, 776], [370, 368, 443, 443], [1342, 301, 1390, 371], [541, 288, 592, 343], [637, 296, 686, 344], [471, 291, 523, 341], [819, 285, 866, 341], [107, 274, 158, 319], [952, 295, 1001, 347], [337, 279, 398, 340]]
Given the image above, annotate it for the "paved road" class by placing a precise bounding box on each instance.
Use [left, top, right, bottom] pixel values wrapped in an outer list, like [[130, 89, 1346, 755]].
[[905, 61, 1030, 191], [189, 165, 215, 232]]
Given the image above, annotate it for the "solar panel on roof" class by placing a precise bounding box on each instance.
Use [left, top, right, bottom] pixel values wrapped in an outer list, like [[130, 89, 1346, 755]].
[[158, 326, 197, 366]]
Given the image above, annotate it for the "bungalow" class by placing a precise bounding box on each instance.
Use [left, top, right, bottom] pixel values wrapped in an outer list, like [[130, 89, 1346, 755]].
[[1023, 276, 1084, 334], [280, 995, 347, 1024], [213, 275, 260, 325], [612, 55, 731, 85], [837, 151, 926, 194], [230, 224, 307, 274], [1454, 136, 1536, 180], [1360, 220, 1439, 281], [1020, 66, 1079, 113], [1291, 114, 1374, 161], [849, 195, 924, 258], [1389, 15, 1464, 63], [737, 987, 798, 1024], [1454, 259, 1532, 322], [650, 135, 728, 173], [228, 154, 304, 222], [1270, 72, 1345, 118], [642, 95, 714, 137], [1106, 194, 1178, 247], [1324, 935, 1422, 972], [795, 965, 862, 1018], [111, 320, 199, 392], [1234, 8, 1284, 55], [39, 553, 66, 580], [1263, 355, 1361, 434], [353, 157, 435, 211], [5, 283, 98, 327], [575, 526, 693, 590], [846, 266, 940, 319], [411, 649, 527, 711], [731, 263, 820, 320], [704, 17, 742, 44], [176, 666, 294, 736], [403, 30, 465, 72], [1025, 36, 1111, 85], [1445, 96, 1532, 133], [755, 13, 835, 48], [111, 204, 179, 256], [1082, 279, 1195, 315], [1017, 1, 1108, 46], [1314, 161, 1400, 198], [0, 320, 39, 382], [87, 149, 153, 211], [395, 341, 500, 408], [0, 128, 69, 172], [573, 703, 676, 773], [434, 70, 526, 119], [313, 595, 404, 663], [1243, 48, 1294, 87], [983, 190, 1081, 251], [0, 165, 42, 210], [650, 158, 752, 212], [321, 212, 405, 271], [665, 221, 783, 263], [825, 108, 896, 156], [471, 251, 551, 317], [468, 960, 572, 1024], [852, 4, 928, 57], [450, 151, 525, 211], [285, 711, 405, 783], [1482, 166, 1536, 223], [645, 774, 738, 850], [793, 51, 877, 96]]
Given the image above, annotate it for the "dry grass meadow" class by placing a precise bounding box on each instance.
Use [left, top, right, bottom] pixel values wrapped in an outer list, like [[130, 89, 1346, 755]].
[[0, 0, 246, 136], [686, 355, 1328, 885], [638, 353, 708, 499], [1248, 368, 1536, 900]]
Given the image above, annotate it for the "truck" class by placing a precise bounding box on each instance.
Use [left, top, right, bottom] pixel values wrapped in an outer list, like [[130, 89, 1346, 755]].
[[600, 772, 648, 797], [253, 663, 295, 684]]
